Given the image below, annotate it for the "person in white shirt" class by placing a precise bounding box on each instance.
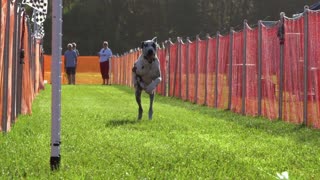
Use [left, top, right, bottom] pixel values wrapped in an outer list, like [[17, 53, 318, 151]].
[[98, 41, 113, 85]]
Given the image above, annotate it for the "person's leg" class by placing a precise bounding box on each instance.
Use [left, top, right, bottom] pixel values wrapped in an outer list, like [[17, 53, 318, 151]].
[[66, 68, 71, 84], [72, 68, 76, 84], [68, 75, 71, 84], [100, 61, 108, 85], [73, 69, 76, 84], [106, 61, 110, 85]]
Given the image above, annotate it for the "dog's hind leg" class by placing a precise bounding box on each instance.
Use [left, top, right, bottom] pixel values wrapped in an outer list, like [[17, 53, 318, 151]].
[[148, 92, 155, 120], [135, 88, 143, 120]]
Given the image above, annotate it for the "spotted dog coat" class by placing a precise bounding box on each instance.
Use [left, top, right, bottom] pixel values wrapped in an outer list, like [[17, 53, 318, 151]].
[[132, 37, 161, 120]]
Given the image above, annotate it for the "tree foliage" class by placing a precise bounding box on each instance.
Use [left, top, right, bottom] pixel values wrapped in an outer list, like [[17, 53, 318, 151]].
[[42, 0, 316, 55]]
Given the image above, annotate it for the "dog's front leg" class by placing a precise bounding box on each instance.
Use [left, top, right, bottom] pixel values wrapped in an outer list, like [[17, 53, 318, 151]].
[[135, 87, 143, 120], [148, 92, 155, 120]]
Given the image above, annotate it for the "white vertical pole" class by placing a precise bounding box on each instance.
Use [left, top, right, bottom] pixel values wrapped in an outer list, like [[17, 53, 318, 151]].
[[50, 0, 62, 171]]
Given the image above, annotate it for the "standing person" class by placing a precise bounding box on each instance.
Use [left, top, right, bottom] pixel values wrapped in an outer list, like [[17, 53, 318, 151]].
[[72, 42, 80, 83], [72, 42, 80, 57], [64, 43, 78, 85], [98, 41, 113, 85]]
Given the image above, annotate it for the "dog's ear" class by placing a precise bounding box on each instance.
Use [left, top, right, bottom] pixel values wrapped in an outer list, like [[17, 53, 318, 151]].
[[141, 41, 144, 48], [152, 37, 157, 43]]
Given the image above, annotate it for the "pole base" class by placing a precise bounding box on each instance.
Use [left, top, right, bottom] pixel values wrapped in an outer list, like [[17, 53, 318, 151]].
[[50, 156, 61, 171]]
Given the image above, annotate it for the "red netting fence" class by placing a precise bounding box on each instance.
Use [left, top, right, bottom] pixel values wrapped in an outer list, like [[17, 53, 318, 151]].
[[0, 1, 44, 132]]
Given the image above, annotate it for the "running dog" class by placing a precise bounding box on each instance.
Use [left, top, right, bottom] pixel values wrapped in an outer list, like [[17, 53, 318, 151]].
[[132, 37, 162, 120]]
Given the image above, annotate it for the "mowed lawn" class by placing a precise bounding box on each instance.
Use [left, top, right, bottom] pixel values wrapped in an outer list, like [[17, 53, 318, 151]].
[[1, 85, 320, 179]]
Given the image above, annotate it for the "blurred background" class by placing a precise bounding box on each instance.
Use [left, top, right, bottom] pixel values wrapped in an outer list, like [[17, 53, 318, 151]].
[[41, 0, 317, 55]]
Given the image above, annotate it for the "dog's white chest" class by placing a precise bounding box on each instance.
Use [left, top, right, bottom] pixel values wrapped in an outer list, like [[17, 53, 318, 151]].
[[135, 57, 160, 85]]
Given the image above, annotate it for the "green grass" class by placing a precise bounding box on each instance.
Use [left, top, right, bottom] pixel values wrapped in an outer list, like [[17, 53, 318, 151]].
[[1, 85, 320, 179]]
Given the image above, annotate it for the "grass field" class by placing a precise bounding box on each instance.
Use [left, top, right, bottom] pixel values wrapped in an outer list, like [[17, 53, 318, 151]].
[[1, 85, 320, 179]]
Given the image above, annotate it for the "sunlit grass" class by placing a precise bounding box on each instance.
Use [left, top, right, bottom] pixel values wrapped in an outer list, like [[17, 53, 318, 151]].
[[1, 84, 320, 179]]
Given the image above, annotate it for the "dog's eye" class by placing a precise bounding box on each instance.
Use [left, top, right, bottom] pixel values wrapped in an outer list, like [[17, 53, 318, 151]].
[[144, 44, 148, 47], [152, 43, 156, 49]]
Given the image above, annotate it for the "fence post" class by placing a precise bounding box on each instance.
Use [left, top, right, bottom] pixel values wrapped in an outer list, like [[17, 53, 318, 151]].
[[167, 38, 173, 97], [204, 33, 210, 106], [278, 12, 285, 120], [161, 42, 166, 96], [173, 37, 180, 97], [195, 35, 200, 104], [303, 6, 309, 126], [186, 37, 190, 101], [17, 7, 24, 115], [50, 0, 63, 170], [2, 0, 11, 132], [179, 38, 184, 99], [214, 32, 220, 108], [258, 20, 262, 116], [242, 20, 248, 115], [11, 0, 19, 124], [164, 40, 170, 97], [228, 28, 234, 110]]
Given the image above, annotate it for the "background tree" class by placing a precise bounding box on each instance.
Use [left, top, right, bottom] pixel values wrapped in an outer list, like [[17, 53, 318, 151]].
[[42, 0, 317, 55]]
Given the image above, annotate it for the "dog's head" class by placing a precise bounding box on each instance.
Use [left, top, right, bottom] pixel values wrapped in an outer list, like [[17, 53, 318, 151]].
[[141, 37, 157, 62]]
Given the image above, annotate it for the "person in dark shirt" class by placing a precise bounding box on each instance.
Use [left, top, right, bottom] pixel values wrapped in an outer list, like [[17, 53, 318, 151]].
[[64, 43, 78, 84]]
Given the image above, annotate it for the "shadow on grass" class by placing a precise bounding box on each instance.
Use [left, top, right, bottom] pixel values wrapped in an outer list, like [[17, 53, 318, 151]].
[[106, 119, 138, 127]]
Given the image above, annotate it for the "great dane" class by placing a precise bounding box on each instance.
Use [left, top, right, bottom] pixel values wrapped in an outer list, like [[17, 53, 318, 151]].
[[132, 37, 162, 120]]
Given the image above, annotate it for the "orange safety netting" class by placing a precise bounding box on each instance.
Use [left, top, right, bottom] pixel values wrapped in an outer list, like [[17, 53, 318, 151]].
[[21, 16, 34, 115], [156, 48, 167, 96], [282, 16, 304, 124], [44, 55, 102, 84], [196, 39, 207, 105], [231, 31, 244, 113], [5, 1, 15, 131], [187, 41, 196, 103], [206, 37, 217, 107], [307, 10, 320, 128], [168, 43, 177, 97], [261, 22, 280, 120], [245, 24, 258, 116], [217, 35, 230, 109]]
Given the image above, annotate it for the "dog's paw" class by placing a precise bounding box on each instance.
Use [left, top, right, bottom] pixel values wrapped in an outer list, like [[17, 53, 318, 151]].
[[145, 86, 155, 94]]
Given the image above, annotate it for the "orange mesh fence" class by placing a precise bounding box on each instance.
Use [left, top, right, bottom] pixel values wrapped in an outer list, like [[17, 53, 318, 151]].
[[5, 2, 15, 131], [245, 24, 259, 116], [3, 3, 320, 131], [261, 22, 280, 120], [44, 55, 102, 84], [196, 39, 207, 105], [174, 42, 181, 98], [187, 41, 197, 103], [179, 43, 187, 99], [283, 16, 304, 124], [21, 18, 34, 115], [156, 48, 167, 96], [231, 31, 244, 113], [168, 43, 177, 97], [307, 10, 320, 128], [217, 35, 230, 109], [206, 37, 217, 107]]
